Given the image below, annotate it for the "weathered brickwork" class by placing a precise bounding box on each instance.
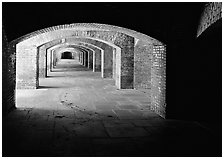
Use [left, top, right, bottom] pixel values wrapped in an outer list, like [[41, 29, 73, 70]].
[[112, 48, 116, 80], [102, 46, 113, 78], [134, 40, 153, 89], [11, 23, 166, 118], [38, 39, 61, 78], [12, 23, 162, 45], [53, 45, 94, 68], [151, 45, 166, 118], [15, 29, 136, 89], [41, 42, 91, 76], [114, 33, 135, 89], [197, 2, 222, 37], [88, 48, 93, 69], [84, 50, 88, 67], [66, 38, 114, 78], [93, 49, 102, 72], [2, 28, 8, 115], [80, 51, 83, 64], [42, 40, 101, 71], [3, 29, 16, 115], [16, 42, 40, 89], [38, 46, 47, 78]]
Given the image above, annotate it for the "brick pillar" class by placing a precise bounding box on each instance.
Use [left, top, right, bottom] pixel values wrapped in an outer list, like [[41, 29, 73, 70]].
[[38, 46, 47, 78], [16, 45, 38, 89], [101, 50, 104, 77], [47, 49, 51, 74], [79, 52, 81, 63], [88, 50, 93, 69], [134, 40, 153, 89], [151, 45, 166, 118], [114, 34, 134, 89], [51, 50, 55, 70], [93, 51, 95, 72], [82, 52, 84, 66], [81, 52, 84, 65], [53, 51, 56, 68], [113, 48, 116, 80], [93, 49, 101, 72], [84, 51, 88, 67], [115, 49, 121, 89], [102, 46, 113, 78]]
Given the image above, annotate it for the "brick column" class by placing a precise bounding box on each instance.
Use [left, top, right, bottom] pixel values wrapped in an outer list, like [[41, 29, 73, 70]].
[[16, 45, 38, 89], [83, 51, 86, 66], [47, 49, 52, 74], [51, 50, 55, 70], [81, 52, 84, 65], [79, 52, 81, 63], [151, 45, 166, 118], [113, 48, 116, 80], [53, 50, 57, 68], [38, 46, 47, 78], [93, 49, 101, 72], [114, 34, 134, 89], [115, 49, 121, 89], [88, 50, 93, 69], [84, 51, 88, 67], [101, 46, 113, 78]]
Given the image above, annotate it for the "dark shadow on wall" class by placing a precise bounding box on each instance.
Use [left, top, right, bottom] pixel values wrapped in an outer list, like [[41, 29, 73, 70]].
[[166, 19, 222, 125], [190, 19, 222, 126]]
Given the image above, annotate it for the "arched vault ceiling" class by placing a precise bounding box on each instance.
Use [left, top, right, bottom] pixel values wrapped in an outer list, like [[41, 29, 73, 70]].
[[13, 23, 164, 46]]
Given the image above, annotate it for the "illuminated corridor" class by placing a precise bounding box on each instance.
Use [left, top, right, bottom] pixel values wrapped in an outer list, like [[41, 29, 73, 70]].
[[3, 2, 222, 157], [5, 59, 220, 156]]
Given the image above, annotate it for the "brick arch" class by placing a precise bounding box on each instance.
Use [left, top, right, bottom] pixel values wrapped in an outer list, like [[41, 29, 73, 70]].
[[49, 43, 112, 79], [37, 37, 121, 87], [47, 42, 103, 71], [37, 39, 96, 78], [13, 23, 166, 118], [37, 39, 102, 78], [55, 47, 80, 59], [57, 47, 78, 55], [51, 45, 94, 69], [55, 47, 86, 58], [51, 39, 117, 79], [16, 32, 129, 89], [47, 44, 93, 74], [197, 2, 222, 37], [12, 23, 163, 45]]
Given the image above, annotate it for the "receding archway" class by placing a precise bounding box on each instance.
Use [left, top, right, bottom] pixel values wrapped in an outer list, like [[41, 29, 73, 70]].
[[11, 23, 166, 118]]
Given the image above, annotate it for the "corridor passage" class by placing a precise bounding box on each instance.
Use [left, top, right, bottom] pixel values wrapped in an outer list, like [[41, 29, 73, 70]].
[[4, 59, 220, 156]]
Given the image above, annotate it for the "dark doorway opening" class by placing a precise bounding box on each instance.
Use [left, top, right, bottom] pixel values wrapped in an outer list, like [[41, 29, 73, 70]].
[[61, 52, 73, 59]]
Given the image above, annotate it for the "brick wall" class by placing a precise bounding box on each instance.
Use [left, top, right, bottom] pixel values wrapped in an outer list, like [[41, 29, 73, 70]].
[[197, 2, 222, 37], [94, 49, 101, 72], [134, 40, 153, 89], [16, 45, 38, 89], [134, 40, 166, 117], [38, 39, 61, 78], [66, 38, 114, 78], [15, 29, 137, 90], [88, 48, 93, 69], [114, 33, 135, 89], [12, 23, 166, 118], [3, 29, 16, 115], [102, 46, 113, 78], [151, 45, 166, 118]]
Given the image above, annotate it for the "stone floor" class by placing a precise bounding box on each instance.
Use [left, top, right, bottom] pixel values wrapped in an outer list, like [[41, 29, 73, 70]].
[[3, 59, 221, 157]]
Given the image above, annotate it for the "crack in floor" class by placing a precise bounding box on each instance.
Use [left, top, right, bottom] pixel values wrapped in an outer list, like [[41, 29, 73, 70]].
[[59, 91, 118, 122]]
